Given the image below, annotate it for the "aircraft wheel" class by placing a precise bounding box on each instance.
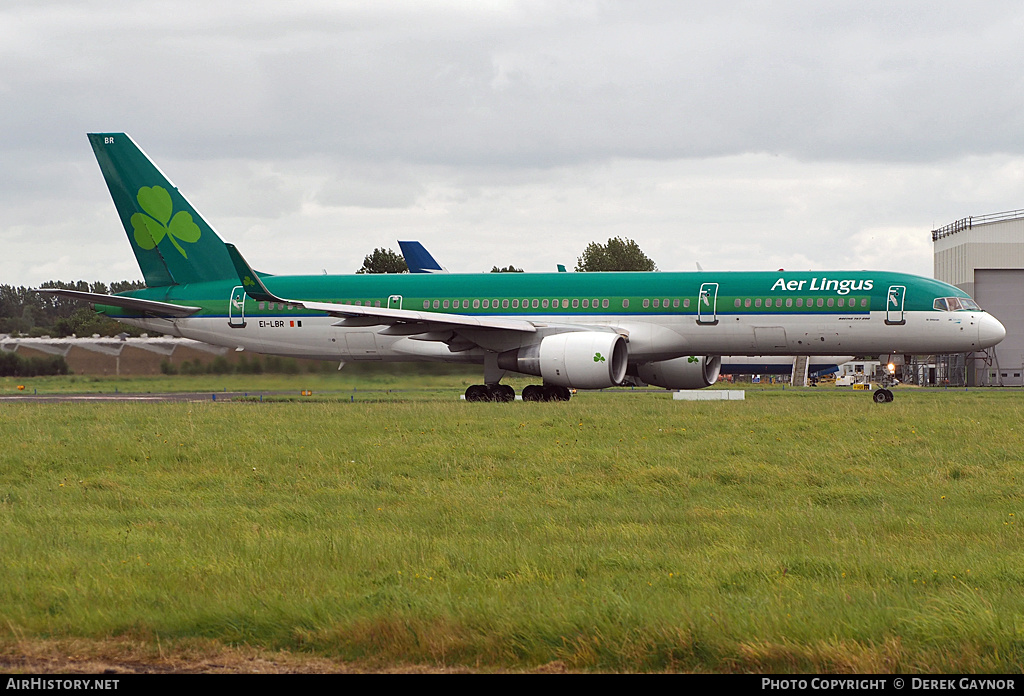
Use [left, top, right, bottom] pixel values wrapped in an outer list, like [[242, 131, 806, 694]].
[[465, 384, 492, 402], [544, 385, 572, 401], [522, 385, 545, 402], [491, 384, 515, 402], [872, 389, 892, 404]]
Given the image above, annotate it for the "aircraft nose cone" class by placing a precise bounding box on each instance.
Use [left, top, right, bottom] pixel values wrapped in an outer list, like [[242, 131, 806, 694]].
[[979, 313, 1006, 348]]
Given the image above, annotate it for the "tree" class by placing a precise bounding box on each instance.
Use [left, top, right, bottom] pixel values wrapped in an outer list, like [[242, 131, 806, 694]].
[[490, 265, 524, 273], [355, 248, 408, 274], [574, 237, 657, 272]]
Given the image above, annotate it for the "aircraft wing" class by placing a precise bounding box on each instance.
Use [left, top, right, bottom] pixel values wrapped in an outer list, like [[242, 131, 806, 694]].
[[225, 244, 536, 334], [36, 289, 202, 317]]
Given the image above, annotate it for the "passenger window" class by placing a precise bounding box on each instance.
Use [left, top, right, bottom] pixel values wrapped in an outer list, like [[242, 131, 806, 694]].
[[734, 299, 741, 308], [796, 298, 802, 307], [482, 299, 489, 309], [582, 299, 589, 308], [816, 298, 823, 307], [473, 299, 480, 309], [542, 299, 549, 308], [827, 298, 834, 307], [502, 299, 509, 309], [652, 299, 659, 308], [786, 298, 792, 307], [622, 299, 629, 309], [443, 300, 449, 309], [643, 299, 650, 308], [683, 299, 689, 308], [512, 299, 519, 309], [745, 298, 751, 308], [258, 302, 265, 310], [433, 300, 440, 309], [422, 300, 429, 309], [571, 299, 579, 308], [861, 298, 868, 308], [755, 299, 762, 307], [673, 299, 680, 308], [532, 299, 539, 308], [603, 299, 609, 308], [561, 299, 569, 309]]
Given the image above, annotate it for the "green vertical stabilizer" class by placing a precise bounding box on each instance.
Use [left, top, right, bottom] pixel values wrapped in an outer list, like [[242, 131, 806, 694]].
[[88, 133, 236, 287]]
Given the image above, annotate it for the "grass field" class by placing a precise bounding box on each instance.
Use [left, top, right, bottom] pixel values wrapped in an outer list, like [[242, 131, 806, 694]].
[[1, 376, 1023, 672]]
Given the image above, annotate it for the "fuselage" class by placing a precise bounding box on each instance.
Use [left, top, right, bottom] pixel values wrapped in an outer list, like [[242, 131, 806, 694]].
[[101, 269, 1006, 364]]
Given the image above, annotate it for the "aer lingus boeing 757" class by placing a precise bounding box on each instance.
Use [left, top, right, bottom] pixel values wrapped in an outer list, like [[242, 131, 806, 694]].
[[41, 133, 1006, 402]]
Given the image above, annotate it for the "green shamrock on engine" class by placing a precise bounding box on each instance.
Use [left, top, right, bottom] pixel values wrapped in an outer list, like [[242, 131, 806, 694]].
[[594, 352, 606, 363], [130, 186, 202, 258]]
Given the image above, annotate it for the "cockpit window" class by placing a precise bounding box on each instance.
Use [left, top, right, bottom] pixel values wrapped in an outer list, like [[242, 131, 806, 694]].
[[934, 296, 981, 311]]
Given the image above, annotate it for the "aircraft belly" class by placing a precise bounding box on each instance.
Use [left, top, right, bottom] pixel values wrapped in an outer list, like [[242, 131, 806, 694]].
[[177, 317, 266, 353]]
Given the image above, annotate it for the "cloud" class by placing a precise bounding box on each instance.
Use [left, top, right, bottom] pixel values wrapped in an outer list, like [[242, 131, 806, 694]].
[[2, 2, 1024, 285]]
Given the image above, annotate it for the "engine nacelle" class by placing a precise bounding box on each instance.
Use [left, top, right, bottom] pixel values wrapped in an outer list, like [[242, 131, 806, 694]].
[[636, 355, 722, 390], [498, 332, 628, 389]]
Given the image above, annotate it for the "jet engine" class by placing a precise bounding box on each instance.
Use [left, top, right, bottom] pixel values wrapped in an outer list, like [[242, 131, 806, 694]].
[[636, 355, 722, 389], [498, 332, 628, 389]]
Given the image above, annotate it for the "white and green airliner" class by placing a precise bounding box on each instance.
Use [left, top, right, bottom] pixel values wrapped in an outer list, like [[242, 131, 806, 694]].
[[42, 133, 1006, 402]]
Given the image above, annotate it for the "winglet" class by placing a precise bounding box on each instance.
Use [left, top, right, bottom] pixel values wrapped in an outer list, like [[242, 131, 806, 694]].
[[224, 244, 282, 303]]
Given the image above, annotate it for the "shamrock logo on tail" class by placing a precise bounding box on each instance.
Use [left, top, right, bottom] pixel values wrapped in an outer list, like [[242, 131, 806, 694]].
[[687, 356, 699, 363], [131, 186, 202, 258], [594, 352, 606, 363]]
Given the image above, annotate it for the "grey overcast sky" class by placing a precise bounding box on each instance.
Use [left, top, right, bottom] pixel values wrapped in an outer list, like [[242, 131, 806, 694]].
[[3, 1, 1024, 286]]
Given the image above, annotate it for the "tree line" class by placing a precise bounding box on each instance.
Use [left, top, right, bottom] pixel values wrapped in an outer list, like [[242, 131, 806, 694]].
[[0, 280, 145, 338], [357, 237, 656, 274]]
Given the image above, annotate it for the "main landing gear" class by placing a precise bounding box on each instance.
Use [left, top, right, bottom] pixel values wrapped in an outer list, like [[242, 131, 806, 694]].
[[464, 354, 573, 402], [463, 383, 573, 402]]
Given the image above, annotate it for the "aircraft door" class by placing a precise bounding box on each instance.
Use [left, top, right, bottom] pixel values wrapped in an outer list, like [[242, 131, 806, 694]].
[[697, 282, 719, 325], [885, 285, 906, 325], [228, 286, 247, 328]]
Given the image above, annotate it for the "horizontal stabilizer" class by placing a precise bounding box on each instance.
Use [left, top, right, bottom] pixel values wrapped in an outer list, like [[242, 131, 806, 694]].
[[36, 289, 201, 317]]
